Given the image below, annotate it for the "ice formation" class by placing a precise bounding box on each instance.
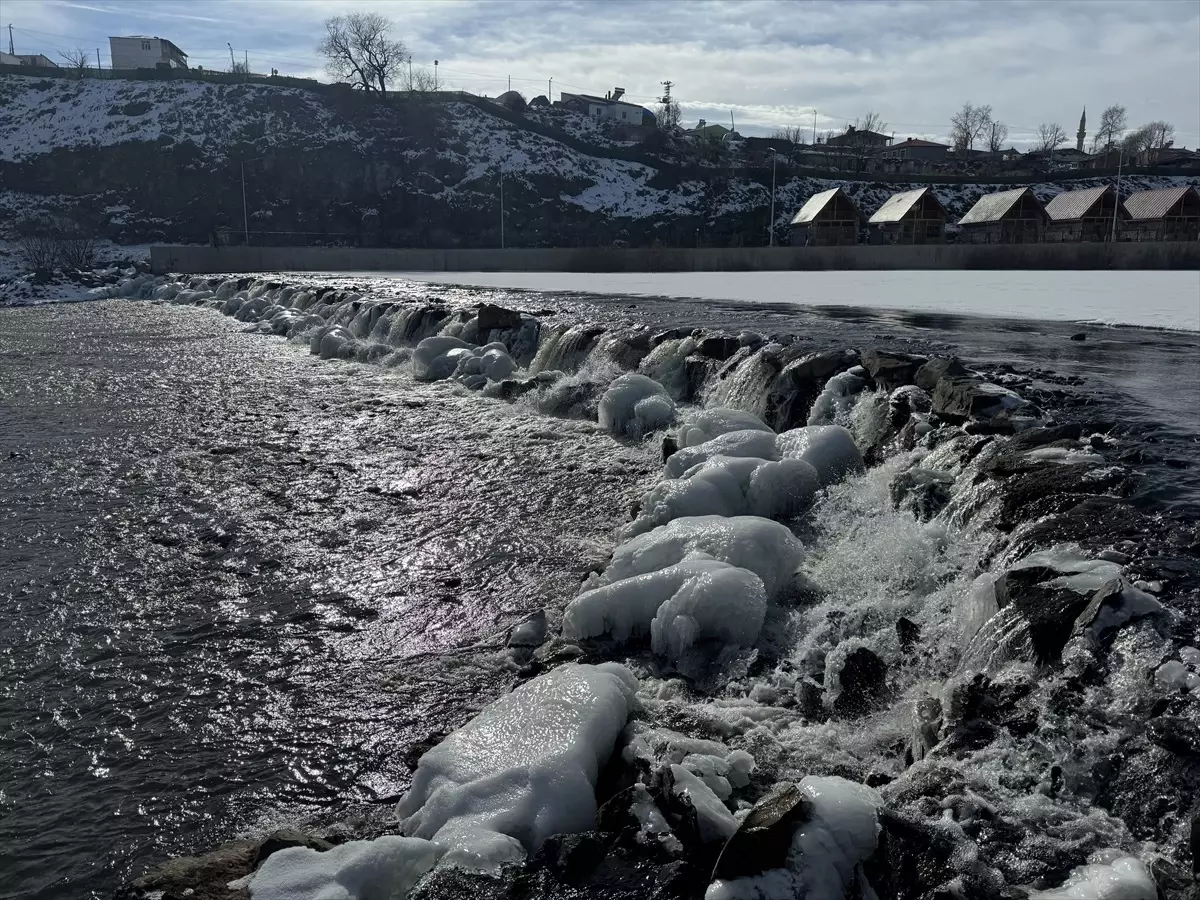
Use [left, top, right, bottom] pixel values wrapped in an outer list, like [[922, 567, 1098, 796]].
[[775, 425, 864, 487], [705, 776, 882, 900], [807, 370, 869, 426], [1028, 852, 1157, 899], [676, 407, 774, 449], [396, 663, 636, 866], [665, 429, 780, 479], [240, 836, 442, 900], [598, 373, 677, 437], [670, 764, 739, 843], [410, 336, 518, 384]]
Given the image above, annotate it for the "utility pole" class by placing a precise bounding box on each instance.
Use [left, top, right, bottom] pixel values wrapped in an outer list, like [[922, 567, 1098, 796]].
[[9, 24, 15, 56], [499, 165, 505, 249], [1110, 150, 1123, 243], [769, 151, 777, 247], [507, 75, 511, 92], [96, 48, 101, 72], [244, 49, 248, 79], [548, 76, 552, 101], [228, 43, 235, 70], [812, 109, 817, 145], [433, 60, 438, 91]]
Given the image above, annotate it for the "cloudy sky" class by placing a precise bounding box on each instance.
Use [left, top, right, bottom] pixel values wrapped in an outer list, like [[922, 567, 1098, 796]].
[[6, 0, 1199, 147]]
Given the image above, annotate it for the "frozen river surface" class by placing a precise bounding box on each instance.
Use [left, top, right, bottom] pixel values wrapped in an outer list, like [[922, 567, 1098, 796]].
[[397, 270, 1200, 331]]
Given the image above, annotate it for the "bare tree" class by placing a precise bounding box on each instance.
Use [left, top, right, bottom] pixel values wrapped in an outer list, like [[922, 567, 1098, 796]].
[[59, 47, 91, 75], [840, 111, 888, 170], [318, 12, 408, 98], [771, 124, 806, 145], [950, 102, 993, 153], [655, 97, 681, 131], [1090, 104, 1127, 153], [987, 120, 1009, 153], [400, 65, 437, 92], [1034, 122, 1068, 152], [1122, 120, 1176, 158], [230, 59, 250, 75]]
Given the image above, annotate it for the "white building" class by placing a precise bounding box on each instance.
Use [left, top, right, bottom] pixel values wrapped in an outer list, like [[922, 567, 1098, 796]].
[[1, 52, 57, 67], [108, 36, 188, 70], [558, 87, 649, 125]]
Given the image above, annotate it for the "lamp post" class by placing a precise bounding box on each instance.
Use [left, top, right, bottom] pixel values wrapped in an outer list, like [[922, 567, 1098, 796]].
[[769, 150, 778, 247], [1110, 149, 1123, 243], [240, 156, 265, 246], [499, 164, 505, 249], [548, 76, 553, 102]]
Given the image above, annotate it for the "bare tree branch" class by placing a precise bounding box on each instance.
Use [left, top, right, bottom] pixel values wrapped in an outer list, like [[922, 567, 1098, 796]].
[[655, 98, 681, 131], [59, 47, 91, 75], [318, 12, 408, 99], [1091, 104, 1127, 154], [987, 120, 1009, 153], [771, 124, 806, 144], [1035, 122, 1068, 152], [950, 102, 993, 153]]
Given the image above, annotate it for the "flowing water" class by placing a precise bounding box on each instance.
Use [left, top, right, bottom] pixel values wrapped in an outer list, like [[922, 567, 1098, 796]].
[[0, 278, 1197, 899]]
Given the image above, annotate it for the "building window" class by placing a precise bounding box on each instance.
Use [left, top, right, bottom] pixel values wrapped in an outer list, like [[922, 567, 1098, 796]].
[[142, 41, 151, 50]]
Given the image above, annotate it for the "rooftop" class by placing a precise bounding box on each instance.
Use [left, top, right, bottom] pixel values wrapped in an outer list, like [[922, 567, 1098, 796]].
[[1043, 186, 1111, 221], [790, 188, 860, 225], [958, 187, 1037, 225], [1123, 185, 1199, 220], [868, 187, 944, 224]]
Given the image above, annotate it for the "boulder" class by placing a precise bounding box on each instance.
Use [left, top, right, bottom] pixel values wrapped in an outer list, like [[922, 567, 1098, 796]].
[[697, 335, 740, 361], [253, 829, 333, 868], [861, 349, 928, 390], [770, 349, 860, 431], [475, 303, 523, 331], [712, 782, 811, 880], [532, 832, 612, 883], [914, 356, 969, 392], [832, 647, 890, 717], [932, 376, 1030, 422], [116, 840, 257, 900]]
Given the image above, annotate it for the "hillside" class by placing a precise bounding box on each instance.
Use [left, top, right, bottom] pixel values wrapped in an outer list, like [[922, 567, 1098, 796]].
[[1, 73, 1196, 249]]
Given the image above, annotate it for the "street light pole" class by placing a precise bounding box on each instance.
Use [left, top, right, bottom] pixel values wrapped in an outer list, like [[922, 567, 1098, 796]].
[[241, 161, 249, 246], [500, 166, 505, 249], [1110, 149, 1124, 243], [769, 151, 777, 247], [548, 76, 553, 102]]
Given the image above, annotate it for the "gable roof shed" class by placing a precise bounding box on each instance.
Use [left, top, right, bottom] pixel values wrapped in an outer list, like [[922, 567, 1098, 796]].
[[868, 187, 946, 224], [958, 187, 1042, 225], [1043, 186, 1114, 222], [790, 188, 862, 225], [1123, 186, 1200, 220]]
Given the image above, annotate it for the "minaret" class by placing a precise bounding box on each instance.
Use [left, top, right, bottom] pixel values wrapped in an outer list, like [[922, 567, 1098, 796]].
[[1076, 107, 1086, 152]]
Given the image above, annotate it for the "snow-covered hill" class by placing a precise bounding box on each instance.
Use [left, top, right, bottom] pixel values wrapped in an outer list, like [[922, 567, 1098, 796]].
[[1, 73, 1196, 248]]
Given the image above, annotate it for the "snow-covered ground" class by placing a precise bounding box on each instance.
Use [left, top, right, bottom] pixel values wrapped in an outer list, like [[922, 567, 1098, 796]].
[[399, 270, 1200, 331]]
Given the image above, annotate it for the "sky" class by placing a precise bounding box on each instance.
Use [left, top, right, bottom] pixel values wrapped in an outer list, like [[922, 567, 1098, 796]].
[[5, 0, 1199, 147]]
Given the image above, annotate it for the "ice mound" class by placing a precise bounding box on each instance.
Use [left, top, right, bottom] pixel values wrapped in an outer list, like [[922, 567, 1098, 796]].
[[563, 556, 768, 661], [411, 336, 518, 384], [706, 776, 881, 900], [776, 425, 864, 487], [397, 663, 636, 865], [677, 408, 774, 449], [241, 835, 442, 900], [1028, 852, 1156, 899], [631, 455, 821, 535], [594, 516, 805, 598], [807, 370, 869, 426], [598, 373, 677, 437], [670, 763, 739, 843], [664, 429, 780, 479]]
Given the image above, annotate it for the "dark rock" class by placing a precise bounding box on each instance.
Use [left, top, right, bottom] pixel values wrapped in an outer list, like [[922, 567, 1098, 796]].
[[1147, 717, 1200, 758], [712, 782, 811, 880], [597, 785, 645, 833], [833, 647, 890, 717], [475, 303, 522, 331], [770, 349, 859, 431], [863, 809, 1005, 900], [403, 732, 447, 772], [116, 840, 257, 900], [697, 335, 739, 361], [661, 435, 679, 462], [794, 678, 825, 720], [1070, 578, 1164, 643], [653, 860, 705, 899], [1069, 332, 1087, 341], [932, 376, 1031, 422], [896, 617, 921, 652], [253, 829, 333, 868], [862, 349, 928, 390], [651, 327, 692, 347], [890, 468, 954, 522], [915, 356, 970, 392], [533, 832, 612, 883]]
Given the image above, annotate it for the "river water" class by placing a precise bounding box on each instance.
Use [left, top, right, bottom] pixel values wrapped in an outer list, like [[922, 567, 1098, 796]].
[[0, 281, 1197, 898]]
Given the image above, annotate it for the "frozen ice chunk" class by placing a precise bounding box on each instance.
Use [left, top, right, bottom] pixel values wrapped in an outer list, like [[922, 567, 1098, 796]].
[[242, 835, 442, 900], [599, 515, 805, 598], [677, 408, 773, 449], [1028, 854, 1156, 899], [598, 374, 677, 437], [1011, 545, 1122, 594], [665, 429, 780, 478], [397, 663, 636, 862], [412, 336, 472, 381], [632, 456, 820, 535], [671, 764, 738, 843], [706, 775, 881, 900], [480, 348, 517, 381], [776, 425, 864, 487], [563, 557, 767, 662], [807, 371, 868, 426]]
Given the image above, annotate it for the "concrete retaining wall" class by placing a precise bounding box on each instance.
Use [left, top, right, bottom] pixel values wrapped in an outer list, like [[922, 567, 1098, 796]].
[[151, 242, 1200, 275]]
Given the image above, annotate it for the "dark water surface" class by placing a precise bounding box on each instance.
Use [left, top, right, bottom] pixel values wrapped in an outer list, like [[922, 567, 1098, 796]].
[[0, 289, 1197, 899], [0, 301, 653, 899]]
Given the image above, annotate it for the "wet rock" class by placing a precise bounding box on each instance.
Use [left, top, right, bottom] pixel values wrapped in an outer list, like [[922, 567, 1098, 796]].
[[508, 609, 548, 648], [533, 832, 612, 883], [896, 617, 921, 652], [1070, 578, 1164, 644], [863, 809, 1005, 900], [908, 696, 942, 764], [932, 376, 1031, 422], [660, 435, 679, 462], [697, 335, 739, 361], [1070, 332, 1087, 341], [914, 356, 970, 392], [770, 349, 859, 431], [862, 349, 928, 390], [890, 467, 954, 522], [252, 829, 333, 868], [116, 839, 257, 900], [475, 303, 522, 331], [712, 781, 811, 879], [832, 647, 890, 717]]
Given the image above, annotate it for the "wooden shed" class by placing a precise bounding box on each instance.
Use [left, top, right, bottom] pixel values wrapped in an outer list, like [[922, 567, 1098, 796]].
[[790, 188, 863, 246], [1122, 186, 1200, 241], [957, 187, 1047, 244], [867, 187, 947, 244], [1043, 185, 1124, 242]]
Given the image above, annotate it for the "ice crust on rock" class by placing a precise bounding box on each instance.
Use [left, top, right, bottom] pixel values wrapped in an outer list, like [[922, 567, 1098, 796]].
[[705, 776, 881, 900], [242, 836, 442, 900], [598, 373, 677, 437], [775, 425, 864, 487], [665, 429, 780, 479], [1028, 853, 1156, 899], [670, 763, 739, 843], [410, 336, 518, 384], [677, 408, 774, 449], [396, 663, 636, 865]]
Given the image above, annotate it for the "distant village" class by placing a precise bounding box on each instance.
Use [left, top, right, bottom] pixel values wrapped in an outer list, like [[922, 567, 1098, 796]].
[[4, 31, 1199, 248]]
